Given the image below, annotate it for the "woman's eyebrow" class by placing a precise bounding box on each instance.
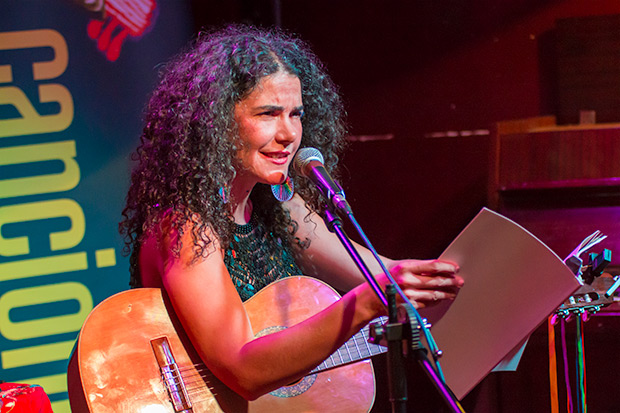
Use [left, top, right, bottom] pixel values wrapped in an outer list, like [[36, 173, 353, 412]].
[[253, 104, 282, 112], [254, 105, 304, 112]]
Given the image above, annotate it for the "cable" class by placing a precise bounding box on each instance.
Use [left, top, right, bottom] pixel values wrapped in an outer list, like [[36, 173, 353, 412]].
[[575, 316, 587, 413], [549, 315, 559, 413], [561, 319, 573, 413]]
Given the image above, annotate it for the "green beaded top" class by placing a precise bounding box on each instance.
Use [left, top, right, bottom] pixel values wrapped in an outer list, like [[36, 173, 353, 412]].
[[224, 215, 301, 301]]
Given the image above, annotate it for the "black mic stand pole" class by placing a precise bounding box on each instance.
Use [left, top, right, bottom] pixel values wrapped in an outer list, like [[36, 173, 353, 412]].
[[322, 207, 409, 412], [322, 207, 387, 307]]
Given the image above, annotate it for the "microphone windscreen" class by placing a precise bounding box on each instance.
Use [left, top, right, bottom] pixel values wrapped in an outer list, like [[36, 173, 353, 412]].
[[294, 147, 324, 175]]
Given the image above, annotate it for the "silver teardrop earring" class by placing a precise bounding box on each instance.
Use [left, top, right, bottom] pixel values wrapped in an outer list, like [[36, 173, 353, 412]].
[[271, 176, 295, 202]]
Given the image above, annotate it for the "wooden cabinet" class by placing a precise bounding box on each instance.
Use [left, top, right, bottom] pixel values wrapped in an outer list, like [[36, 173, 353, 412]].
[[475, 117, 620, 413], [488, 116, 620, 270]]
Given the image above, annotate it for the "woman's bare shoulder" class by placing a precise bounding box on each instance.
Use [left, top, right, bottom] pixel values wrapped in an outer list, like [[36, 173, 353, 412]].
[[138, 210, 224, 288]]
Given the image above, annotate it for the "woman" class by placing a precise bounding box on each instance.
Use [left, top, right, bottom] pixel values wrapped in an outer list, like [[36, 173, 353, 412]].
[[120, 25, 462, 402]]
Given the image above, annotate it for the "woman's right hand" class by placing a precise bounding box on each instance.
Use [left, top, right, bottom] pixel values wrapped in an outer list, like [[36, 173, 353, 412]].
[[377, 259, 463, 311]]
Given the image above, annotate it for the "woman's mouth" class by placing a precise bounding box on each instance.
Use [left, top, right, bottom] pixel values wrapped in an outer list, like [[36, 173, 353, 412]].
[[261, 151, 290, 164]]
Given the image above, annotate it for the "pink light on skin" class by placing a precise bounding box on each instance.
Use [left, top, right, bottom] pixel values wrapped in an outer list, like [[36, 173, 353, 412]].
[[233, 71, 304, 192]]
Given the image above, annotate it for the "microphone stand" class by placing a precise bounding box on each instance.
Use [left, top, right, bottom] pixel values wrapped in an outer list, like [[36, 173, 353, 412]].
[[321, 204, 465, 413], [322, 208, 387, 307]]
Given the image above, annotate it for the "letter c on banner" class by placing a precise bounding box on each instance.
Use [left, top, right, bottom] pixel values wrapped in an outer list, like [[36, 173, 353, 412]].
[[0, 29, 68, 83], [0, 199, 86, 257]]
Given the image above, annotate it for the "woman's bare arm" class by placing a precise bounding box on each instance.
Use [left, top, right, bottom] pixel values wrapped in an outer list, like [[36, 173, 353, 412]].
[[140, 220, 384, 401]]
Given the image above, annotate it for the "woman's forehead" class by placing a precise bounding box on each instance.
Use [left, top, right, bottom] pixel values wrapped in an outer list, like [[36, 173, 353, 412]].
[[241, 72, 302, 104]]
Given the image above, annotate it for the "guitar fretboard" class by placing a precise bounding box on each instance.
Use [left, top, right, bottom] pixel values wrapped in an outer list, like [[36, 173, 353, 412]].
[[311, 316, 387, 374]]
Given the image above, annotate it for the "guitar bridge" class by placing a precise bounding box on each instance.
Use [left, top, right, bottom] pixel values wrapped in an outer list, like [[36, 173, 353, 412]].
[[151, 337, 193, 412]]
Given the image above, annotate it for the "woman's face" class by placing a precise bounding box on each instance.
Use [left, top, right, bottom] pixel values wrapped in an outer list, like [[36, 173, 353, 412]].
[[233, 71, 304, 190]]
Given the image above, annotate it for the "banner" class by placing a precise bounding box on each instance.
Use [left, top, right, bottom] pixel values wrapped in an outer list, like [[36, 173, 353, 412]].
[[0, 1, 194, 410]]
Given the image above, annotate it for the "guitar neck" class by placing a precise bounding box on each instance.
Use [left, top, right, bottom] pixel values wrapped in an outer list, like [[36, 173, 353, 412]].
[[311, 316, 387, 374]]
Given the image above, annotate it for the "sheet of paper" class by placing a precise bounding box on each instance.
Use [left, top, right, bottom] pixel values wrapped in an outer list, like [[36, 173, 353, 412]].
[[419, 208, 582, 400]]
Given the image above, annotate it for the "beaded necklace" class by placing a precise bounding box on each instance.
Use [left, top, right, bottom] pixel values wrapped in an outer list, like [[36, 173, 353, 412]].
[[224, 215, 301, 301]]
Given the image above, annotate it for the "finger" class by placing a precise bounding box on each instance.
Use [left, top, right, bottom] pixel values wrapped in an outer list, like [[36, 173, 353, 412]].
[[401, 289, 457, 308], [393, 259, 459, 276], [394, 273, 464, 289]]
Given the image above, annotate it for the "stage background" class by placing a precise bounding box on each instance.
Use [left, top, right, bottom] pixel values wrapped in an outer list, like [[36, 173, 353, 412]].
[[2, 1, 619, 412], [1, 1, 194, 410]]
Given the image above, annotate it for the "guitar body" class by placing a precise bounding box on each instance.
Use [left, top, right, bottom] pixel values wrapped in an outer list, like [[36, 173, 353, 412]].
[[244, 277, 376, 413], [70, 276, 376, 412]]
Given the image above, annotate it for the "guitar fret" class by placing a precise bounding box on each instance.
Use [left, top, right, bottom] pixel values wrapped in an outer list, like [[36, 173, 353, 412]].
[[332, 347, 342, 365], [311, 360, 327, 373], [351, 334, 362, 360], [328, 354, 336, 367], [360, 333, 373, 355], [344, 340, 353, 362], [355, 336, 371, 358], [336, 346, 349, 364], [359, 331, 379, 357]]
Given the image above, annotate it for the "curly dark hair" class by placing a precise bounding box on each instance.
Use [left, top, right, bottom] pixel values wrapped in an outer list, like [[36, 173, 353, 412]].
[[120, 25, 348, 287]]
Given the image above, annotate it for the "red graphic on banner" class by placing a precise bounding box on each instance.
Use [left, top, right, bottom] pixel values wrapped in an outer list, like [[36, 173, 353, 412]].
[[85, 0, 157, 62], [0, 383, 53, 413]]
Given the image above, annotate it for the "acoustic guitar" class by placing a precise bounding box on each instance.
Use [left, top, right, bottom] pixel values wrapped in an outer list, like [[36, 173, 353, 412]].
[[68, 276, 388, 412]]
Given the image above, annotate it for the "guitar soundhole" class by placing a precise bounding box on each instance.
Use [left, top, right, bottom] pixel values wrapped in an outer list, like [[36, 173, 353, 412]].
[[255, 325, 318, 398], [269, 374, 317, 398]]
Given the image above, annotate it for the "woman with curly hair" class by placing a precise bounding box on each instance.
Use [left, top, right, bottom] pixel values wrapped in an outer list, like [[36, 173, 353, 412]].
[[120, 25, 462, 402]]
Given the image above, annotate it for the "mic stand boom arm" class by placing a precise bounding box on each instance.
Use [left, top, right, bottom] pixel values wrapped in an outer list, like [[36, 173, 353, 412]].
[[322, 207, 387, 307]]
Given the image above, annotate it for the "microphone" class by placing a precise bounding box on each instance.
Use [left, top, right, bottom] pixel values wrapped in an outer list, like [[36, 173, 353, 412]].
[[294, 147, 352, 214]]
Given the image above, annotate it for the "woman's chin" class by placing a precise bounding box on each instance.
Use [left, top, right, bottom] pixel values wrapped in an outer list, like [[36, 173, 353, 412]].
[[265, 173, 287, 186]]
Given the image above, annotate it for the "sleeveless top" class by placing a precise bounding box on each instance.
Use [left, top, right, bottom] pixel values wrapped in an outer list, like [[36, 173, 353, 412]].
[[224, 215, 302, 301]]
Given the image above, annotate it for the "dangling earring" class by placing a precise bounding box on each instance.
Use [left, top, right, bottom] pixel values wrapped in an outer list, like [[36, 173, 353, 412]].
[[219, 186, 230, 204], [271, 176, 295, 202]]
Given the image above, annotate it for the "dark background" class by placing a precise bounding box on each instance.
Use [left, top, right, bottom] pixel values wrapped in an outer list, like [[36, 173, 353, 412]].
[[189, 1, 620, 412], [191, 0, 620, 260]]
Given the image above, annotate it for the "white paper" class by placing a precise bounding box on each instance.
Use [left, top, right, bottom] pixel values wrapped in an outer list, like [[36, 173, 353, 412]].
[[420, 208, 582, 400]]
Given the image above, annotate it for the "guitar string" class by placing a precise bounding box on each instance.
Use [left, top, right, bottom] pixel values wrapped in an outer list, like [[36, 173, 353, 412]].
[[348, 330, 370, 359], [161, 366, 208, 387], [174, 339, 383, 380], [161, 342, 389, 405], [161, 369, 231, 402], [165, 348, 386, 405], [167, 384, 226, 404], [351, 330, 363, 359], [355, 328, 384, 357], [317, 317, 387, 371], [166, 316, 389, 392], [162, 368, 275, 404], [315, 323, 385, 372], [343, 339, 354, 362], [169, 342, 377, 394], [175, 338, 369, 377]]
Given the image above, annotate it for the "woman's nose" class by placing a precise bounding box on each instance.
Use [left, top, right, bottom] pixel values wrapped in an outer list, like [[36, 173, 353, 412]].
[[275, 117, 300, 144]]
